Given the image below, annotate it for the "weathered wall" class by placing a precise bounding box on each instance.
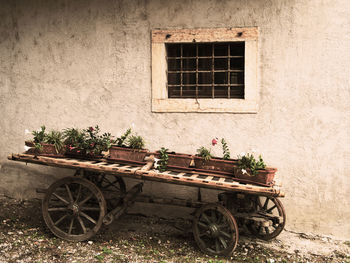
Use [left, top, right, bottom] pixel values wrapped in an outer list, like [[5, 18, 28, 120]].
[[0, 0, 349, 239]]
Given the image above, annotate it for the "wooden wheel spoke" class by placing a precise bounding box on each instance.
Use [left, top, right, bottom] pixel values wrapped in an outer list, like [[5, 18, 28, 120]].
[[211, 210, 217, 222], [201, 213, 211, 224], [198, 221, 209, 229], [54, 214, 68, 226], [81, 207, 100, 211], [218, 236, 228, 249], [48, 207, 67, 212], [77, 216, 87, 234], [199, 231, 209, 237], [215, 239, 220, 252], [264, 227, 270, 234], [68, 217, 74, 234], [80, 212, 97, 225], [53, 192, 69, 205], [219, 230, 232, 239], [75, 184, 82, 202], [266, 204, 277, 213], [65, 184, 74, 203], [263, 198, 269, 210], [79, 193, 94, 206]]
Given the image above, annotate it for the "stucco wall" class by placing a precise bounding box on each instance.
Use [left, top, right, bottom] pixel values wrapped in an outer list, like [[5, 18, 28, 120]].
[[0, 0, 349, 239]]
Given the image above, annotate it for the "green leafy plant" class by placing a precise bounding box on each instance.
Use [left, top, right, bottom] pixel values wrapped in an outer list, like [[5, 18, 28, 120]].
[[237, 153, 266, 176], [32, 126, 46, 151], [128, 135, 145, 149], [63, 126, 113, 156], [45, 130, 64, 153], [115, 128, 132, 147], [157, 147, 169, 172], [221, 138, 230, 160], [196, 146, 212, 161]]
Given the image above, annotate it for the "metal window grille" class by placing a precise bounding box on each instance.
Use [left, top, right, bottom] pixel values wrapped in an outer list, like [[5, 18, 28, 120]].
[[166, 42, 245, 99]]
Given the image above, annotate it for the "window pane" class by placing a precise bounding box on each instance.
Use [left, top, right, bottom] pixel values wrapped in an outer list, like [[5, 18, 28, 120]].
[[168, 73, 181, 85], [198, 86, 213, 98], [168, 87, 181, 98], [182, 58, 196, 71], [182, 86, 196, 98], [214, 43, 228, 56], [182, 44, 196, 57], [214, 86, 228, 98], [198, 44, 212, 57], [198, 72, 212, 84], [230, 42, 244, 56], [214, 58, 228, 70], [230, 72, 244, 84], [214, 72, 227, 84], [230, 86, 244, 99], [230, 57, 244, 70], [198, 58, 211, 70], [168, 59, 181, 71], [166, 44, 181, 57], [183, 73, 196, 84]]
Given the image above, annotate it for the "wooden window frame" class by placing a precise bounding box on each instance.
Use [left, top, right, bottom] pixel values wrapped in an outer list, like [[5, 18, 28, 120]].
[[151, 28, 259, 113]]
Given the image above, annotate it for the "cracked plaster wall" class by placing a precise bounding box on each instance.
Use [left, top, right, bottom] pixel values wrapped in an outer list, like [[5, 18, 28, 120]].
[[0, 0, 349, 239]]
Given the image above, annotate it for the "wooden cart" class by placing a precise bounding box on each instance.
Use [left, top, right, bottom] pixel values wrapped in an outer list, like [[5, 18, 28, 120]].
[[8, 153, 286, 256]]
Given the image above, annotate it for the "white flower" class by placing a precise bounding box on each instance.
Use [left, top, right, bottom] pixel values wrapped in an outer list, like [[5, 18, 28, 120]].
[[24, 129, 31, 135], [250, 148, 257, 153], [240, 152, 246, 157], [241, 169, 247, 174], [154, 158, 160, 169], [131, 123, 135, 129], [24, 145, 31, 151]]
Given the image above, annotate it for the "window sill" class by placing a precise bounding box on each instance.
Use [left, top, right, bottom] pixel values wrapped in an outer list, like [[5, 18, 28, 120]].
[[152, 98, 258, 113]]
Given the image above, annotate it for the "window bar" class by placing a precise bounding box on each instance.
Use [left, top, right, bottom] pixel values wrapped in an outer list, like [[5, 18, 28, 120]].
[[195, 44, 199, 99], [180, 44, 183, 98], [211, 44, 215, 98], [227, 44, 231, 99]]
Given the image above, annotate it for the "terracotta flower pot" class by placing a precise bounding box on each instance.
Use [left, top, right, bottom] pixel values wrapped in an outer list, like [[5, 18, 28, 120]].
[[234, 167, 276, 186], [65, 148, 103, 160], [193, 156, 238, 175], [108, 146, 148, 164], [24, 141, 65, 157]]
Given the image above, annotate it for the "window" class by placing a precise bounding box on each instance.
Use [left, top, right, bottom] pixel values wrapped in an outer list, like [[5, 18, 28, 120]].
[[167, 42, 245, 99], [152, 28, 258, 113]]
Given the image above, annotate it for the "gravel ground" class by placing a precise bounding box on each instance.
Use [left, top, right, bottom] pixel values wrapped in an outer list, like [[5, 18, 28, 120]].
[[0, 195, 349, 263]]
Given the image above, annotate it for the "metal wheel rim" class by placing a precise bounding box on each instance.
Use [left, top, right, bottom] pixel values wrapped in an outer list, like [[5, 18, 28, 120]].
[[193, 203, 239, 256], [42, 176, 106, 241], [249, 196, 286, 240]]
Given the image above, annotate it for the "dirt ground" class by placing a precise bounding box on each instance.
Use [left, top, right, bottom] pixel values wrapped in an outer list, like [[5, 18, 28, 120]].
[[0, 195, 349, 263]]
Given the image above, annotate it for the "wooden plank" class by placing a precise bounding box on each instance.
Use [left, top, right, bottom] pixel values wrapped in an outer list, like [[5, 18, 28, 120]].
[[152, 27, 258, 43]]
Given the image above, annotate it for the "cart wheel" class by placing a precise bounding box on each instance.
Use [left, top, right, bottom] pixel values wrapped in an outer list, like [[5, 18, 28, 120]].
[[42, 176, 106, 241], [83, 172, 126, 210], [193, 203, 239, 256], [248, 196, 286, 240]]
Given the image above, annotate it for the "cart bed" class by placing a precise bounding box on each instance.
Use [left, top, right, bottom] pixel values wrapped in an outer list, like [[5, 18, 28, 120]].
[[8, 153, 284, 197]]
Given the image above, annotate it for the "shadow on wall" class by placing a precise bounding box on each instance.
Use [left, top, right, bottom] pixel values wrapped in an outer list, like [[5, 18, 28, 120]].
[[0, 161, 72, 199]]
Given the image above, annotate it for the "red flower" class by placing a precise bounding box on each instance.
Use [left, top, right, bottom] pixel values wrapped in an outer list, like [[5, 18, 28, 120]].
[[90, 143, 95, 147], [212, 138, 218, 146], [89, 127, 94, 132]]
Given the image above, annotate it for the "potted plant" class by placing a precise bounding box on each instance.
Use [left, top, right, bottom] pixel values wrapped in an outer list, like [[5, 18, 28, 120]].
[[24, 126, 65, 157], [234, 152, 276, 186], [154, 147, 169, 172], [63, 126, 112, 159], [108, 129, 148, 164], [193, 138, 238, 175]]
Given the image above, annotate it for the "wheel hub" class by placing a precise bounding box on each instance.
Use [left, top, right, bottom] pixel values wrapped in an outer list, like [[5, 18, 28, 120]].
[[209, 224, 219, 238], [68, 203, 80, 216]]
